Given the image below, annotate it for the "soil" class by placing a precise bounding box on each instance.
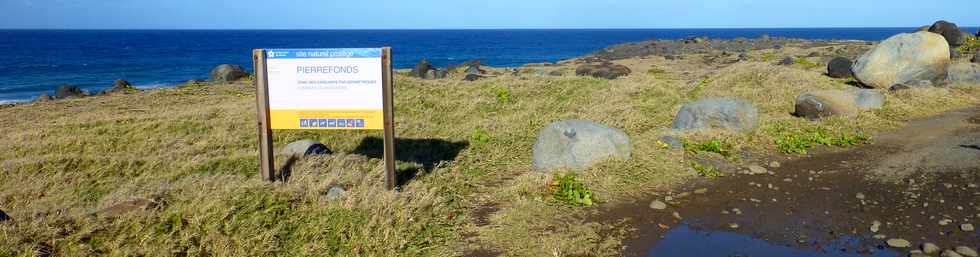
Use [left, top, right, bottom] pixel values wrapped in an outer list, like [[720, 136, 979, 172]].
[[607, 107, 980, 257]]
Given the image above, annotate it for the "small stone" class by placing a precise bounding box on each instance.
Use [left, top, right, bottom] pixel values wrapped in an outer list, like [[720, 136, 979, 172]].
[[873, 234, 887, 239], [960, 223, 974, 232], [650, 200, 667, 210], [694, 188, 708, 194], [665, 196, 674, 201], [871, 220, 882, 233], [732, 208, 742, 215], [887, 238, 912, 248], [672, 212, 682, 219], [728, 223, 740, 229], [856, 193, 866, 200], [324, 185, 347, 201], [768, 161, 781, 168], [955, 246, 978, 257], [944, 250, 965, 257], [940, 219, 953, 226], [748, 165, 768, 175], [923, 243, 941, 254]]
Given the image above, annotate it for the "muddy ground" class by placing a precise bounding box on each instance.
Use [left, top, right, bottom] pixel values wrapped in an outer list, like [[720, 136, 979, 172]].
[[608, 107, 980, 257]]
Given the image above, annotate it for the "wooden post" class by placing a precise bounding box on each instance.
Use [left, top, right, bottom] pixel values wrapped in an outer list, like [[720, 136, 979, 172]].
[[253, 49, 276, 181], [381, 47, 397, 190]]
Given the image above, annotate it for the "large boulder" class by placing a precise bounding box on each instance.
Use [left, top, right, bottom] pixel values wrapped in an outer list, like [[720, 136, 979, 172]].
[[794, 89, 883, 120], [852, 31, 950, 89], [410, 58, 435, 78], [283, 139, 332, 157], [54, 85, 86, 99], [827, 57, 853, 78], [671, 97, 758, 132], [928, 20, 963, 47], [532, 120, 631, 171], [575, 63, 631, 79], [209, 64, 249, 83], [946, 63, 980, 84]]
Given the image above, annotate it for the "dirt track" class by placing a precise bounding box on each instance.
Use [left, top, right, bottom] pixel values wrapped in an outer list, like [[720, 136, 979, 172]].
[[613, 107, 980, 257]]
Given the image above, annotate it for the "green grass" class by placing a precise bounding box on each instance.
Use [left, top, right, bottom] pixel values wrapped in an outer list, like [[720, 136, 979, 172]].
[[690, 161, 724, 178], [683, 138, 736, 160], [1, 45, 979, 257], [956, 35, 980, 55], [549, 173, 595, 207], [773, 126, 870, 154], [794, 58, 821, 69], [646, 68, 666, 77]]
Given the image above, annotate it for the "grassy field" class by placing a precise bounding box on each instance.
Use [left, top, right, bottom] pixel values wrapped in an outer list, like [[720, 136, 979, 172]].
[[2, 46, 980, 256]]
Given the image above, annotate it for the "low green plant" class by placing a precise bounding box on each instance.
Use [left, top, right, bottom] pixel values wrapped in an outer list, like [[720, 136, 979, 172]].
[[794, 58, 821, 69], [956, 35, 980, 55], [761, 52, 776, 62], [470, 128, 492, 144], [774, 127, 870, 154], [549, 173, 594, 207], [683, 139, 735, 159], [494, 87, 512, 104], [687, 78, 710, 98], [647, 68, 666, 76], [690, 161, 723, 178]]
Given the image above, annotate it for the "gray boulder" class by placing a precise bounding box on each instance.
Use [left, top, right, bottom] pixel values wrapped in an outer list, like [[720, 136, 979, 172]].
[[410, 58, 436, 78], [463, 73, 487, 81], [794, 89, 883, 120], [928, 20, 963, 47], [575, 63, 631, 79], [827, 57, 853, 78], [465, 64, 484, 75], [946, 63, 980, 83], [283, 139, 332, 157], [852, 31, 950, 88], [209, 64, 249, 83], [324, 185, 347, 200], [54, 85, 86, 99], [532, 120, 631, 171], [778, 56, 795, 66], [671, 97, 758, 131]]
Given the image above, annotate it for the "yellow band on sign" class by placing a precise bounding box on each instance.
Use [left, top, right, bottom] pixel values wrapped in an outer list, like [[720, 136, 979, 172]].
[[270, 109, 384, 130]]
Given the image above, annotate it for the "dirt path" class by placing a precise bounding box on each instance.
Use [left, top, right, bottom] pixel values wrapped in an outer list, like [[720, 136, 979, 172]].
[[612, 107, 980, 257]]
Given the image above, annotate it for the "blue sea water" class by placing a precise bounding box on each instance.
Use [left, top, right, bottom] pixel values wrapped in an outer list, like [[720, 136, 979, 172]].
[[0, 28, 977, 103]]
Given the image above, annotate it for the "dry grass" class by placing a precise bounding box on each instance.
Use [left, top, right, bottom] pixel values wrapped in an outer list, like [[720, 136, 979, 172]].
[[1, 45, 979, 257]]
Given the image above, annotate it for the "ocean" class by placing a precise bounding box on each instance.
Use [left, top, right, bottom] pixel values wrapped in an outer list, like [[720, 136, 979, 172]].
[[1, 28, 976, 103]]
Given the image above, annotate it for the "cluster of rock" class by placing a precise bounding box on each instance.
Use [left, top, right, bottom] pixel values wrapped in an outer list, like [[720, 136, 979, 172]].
[[575, 62, 632, 80], [826, 20, 980, 91], [34, 64, 251, 103], [408, 59, 489, 81]]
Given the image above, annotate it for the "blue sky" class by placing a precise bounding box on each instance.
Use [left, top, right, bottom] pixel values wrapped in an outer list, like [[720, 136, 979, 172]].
[[1, 0, 977, 29]]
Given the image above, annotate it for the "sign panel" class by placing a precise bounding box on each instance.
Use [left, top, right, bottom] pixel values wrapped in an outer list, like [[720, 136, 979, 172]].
[[265, 48, 384, 130]]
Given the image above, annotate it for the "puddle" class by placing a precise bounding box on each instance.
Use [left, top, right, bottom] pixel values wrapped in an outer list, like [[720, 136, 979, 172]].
[[646, 224, 900, 257]]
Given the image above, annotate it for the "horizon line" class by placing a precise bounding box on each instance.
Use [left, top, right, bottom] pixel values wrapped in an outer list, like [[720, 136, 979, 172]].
[[2, 26, 979, 31]]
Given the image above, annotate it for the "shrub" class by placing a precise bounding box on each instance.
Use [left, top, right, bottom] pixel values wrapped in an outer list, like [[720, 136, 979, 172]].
[[549, 173, 594, 207], [956, 35, 980, 55], [470, 128, 492, 144], [794, 58, 821, 69], [493, 87, 512, 104]]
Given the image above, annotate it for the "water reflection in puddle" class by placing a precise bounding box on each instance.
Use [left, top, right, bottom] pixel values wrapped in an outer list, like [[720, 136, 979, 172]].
[[646, 224, 900, 257]]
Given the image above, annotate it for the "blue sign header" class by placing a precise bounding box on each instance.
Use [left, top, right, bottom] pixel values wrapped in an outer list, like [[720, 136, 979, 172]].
[[265, 48, 382, 59]]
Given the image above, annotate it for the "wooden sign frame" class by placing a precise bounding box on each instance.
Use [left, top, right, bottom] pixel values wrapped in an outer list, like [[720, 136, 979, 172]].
[[252, 47, 397, 190]]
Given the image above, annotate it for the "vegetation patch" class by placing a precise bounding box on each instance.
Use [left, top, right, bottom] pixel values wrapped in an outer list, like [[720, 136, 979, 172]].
[[549, 173, 595, 207], [493, 87, 512, 104], [774, 126, 870, 154], [956, 35, 980, 55], [470, 128, 492, 144], [683, 138, 736, 160], [794, 58, 821, 69], [690, 161, 724, 178]]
